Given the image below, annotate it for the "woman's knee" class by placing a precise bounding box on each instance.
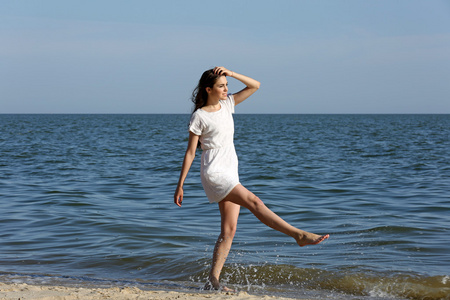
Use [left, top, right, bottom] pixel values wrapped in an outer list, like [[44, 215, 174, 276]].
[[219, 200, 240, 239], [246, 194, 264, 211], [221, 223, 237, 239]]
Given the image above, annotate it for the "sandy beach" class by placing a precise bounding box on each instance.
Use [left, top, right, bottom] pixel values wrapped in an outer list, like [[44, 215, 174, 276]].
[[0, 281, 306, 300]]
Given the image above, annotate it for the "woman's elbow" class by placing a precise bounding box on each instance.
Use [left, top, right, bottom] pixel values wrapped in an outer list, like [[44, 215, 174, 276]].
[[185, 147, 197, 160]]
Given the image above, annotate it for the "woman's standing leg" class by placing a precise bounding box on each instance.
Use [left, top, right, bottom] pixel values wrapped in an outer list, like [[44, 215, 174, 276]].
[[224, 184, 329, 247], [206, 200, 240, 290]]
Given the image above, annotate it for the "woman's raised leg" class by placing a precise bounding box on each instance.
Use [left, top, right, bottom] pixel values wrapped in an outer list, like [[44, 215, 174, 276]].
[[224, 184, 329, 247], [205, 199, 240, 290]]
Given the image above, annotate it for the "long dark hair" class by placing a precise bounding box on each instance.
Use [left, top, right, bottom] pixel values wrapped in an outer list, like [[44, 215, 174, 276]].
[[191, 69, 221, 113], [190, 69, 222, 148]]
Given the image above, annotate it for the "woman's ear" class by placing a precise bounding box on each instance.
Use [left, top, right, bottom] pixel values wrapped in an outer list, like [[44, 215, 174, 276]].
[[205, 87, 211, 94]]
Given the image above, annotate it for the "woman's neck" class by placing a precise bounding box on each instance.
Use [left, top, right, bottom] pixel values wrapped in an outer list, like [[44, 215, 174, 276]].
[[202, 97, 221, 112], [206, 96, 220, 107]]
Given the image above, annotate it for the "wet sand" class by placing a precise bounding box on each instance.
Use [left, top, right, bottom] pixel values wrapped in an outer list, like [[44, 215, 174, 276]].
[[0, 281, 306, 300]]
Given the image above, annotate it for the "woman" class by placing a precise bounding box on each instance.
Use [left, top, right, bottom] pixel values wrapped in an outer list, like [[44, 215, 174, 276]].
[[174, 66, 329, 291]]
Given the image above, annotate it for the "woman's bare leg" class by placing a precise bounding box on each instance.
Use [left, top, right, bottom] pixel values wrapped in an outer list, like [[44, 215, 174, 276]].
[[206, 184, 329, 289], [205, 200, 240, 290], [224, 184, 329, 247]]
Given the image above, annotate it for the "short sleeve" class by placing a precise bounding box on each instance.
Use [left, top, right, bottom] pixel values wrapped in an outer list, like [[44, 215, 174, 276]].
[[189, 111, 203, 136], [227, 94, 235, 113]]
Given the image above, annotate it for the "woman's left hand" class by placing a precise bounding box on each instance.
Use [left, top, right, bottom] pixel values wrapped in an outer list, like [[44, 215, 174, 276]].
[[213, 66, 233, 77], [174, 186, 184, 207]]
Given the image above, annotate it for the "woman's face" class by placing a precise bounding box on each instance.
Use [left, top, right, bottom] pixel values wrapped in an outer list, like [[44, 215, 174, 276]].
[[207, 76, 228, 100]]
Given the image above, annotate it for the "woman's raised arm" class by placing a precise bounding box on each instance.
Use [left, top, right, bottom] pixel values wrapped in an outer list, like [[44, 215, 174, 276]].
[[213, 66, 260, 105]]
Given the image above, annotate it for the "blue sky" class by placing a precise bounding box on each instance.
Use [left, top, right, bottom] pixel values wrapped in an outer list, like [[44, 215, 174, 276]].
[[1, 0, 449, 113]]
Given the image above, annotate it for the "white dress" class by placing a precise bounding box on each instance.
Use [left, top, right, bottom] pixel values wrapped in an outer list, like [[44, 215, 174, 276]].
[[189, 95, 240, 203]]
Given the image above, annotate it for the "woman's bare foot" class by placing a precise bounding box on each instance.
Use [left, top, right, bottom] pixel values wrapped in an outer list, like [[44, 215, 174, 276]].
[[295, 231, 329, 247], [203, 278, 235, 292]]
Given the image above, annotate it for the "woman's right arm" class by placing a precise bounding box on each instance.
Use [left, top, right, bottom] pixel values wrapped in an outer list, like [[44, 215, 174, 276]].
[[174, 131, 199, 207]]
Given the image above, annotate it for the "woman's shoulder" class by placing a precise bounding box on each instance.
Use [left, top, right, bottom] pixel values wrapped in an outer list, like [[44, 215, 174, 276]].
[[220, 94, 235, 112], [189, 109, 205, 135], [227, 93, 235, 103], [190, 108, 204, 120]]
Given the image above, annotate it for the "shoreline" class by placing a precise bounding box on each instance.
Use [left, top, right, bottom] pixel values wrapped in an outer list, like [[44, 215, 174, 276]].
[[0, 281, 309, 300]]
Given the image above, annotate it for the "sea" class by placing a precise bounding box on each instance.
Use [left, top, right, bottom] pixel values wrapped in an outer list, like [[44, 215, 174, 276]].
[[0, 114, 449, 300]]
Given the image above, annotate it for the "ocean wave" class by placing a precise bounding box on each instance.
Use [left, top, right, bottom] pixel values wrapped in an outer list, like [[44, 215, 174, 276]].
[[191, 264, 450, 300]]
